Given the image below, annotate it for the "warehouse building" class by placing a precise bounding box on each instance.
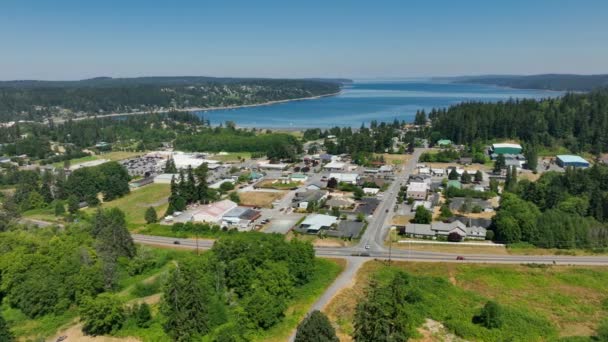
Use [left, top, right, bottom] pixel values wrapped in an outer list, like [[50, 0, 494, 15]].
[[491, 143, 522, 156], [556, 155, 590, 168]]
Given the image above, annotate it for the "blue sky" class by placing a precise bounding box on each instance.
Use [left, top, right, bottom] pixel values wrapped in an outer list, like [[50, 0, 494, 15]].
[[1, 0, 607, 80]]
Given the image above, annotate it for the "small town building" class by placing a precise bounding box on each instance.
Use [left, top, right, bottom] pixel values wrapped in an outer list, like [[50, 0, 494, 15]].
[[407, 182, 428, 200], [192, 199, 238, 223], [292, 190, 328, 209], [290, 173, 308, 183], [323, 161, 346, 170], [221, 207, 261, 228], [298, 214, 338, 234], [329, 173, 359, 184], [556, 155, 590, 168], [363, 187, 380, 195], [491, 143, 523, 155]]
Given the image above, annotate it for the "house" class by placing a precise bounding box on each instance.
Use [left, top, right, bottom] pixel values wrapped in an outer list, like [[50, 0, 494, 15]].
[[192, 200, 238, 223], [363, 187, 380, 195], [411, 200, 432, 212], [323, 161, 346, 170], [409, 174, 432, 185], [407, 182, 428, 200], [326, 196, 355, 209], [221, 207, 261, 229], [306, 183, 323, 190], [432, 221, 468, 237], [556, 155, 590, 168], [466, 226, 488, 240], [319, 154, 334, 162], [290, 173, 308, 183], [298, 214, 338, 233], [402, 221, 474, 239], [292, 190, 328, 209], [431, 168, 445, 176], [379, 165, 394, 173], [329, 173, 359, 184], [418, 167, 431, 175], [446, 216, 493, 229], [491, 143, 522, 155]]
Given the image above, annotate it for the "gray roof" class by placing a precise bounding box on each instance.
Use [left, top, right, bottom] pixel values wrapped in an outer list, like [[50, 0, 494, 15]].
[[449, 197, 492, 211], [466, 226, 488, 237], [432, 221, 466, 232], [293, 190, 327, 203], [404, 224, 434, 236]]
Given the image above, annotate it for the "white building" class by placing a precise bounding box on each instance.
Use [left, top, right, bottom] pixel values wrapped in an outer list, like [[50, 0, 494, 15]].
[[328, 173, 359, 184], [258, 162, 288, 170], [323, 161, 346, 170], [299, 214, 338, 233], [407, 182, 428, 200], [192, 200, 238, 224], [209, 178, 236, 189], [363, 187, 380, 195]]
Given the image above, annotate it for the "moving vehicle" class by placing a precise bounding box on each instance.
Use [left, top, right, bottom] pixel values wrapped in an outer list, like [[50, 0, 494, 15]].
[[364, 244, 371, 250], [456, 256, 465, 260], [173, 240, 181, 245]]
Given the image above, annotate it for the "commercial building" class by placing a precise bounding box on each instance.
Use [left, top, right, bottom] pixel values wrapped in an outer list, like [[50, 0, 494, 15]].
[[491, 143, 523, 155], [406, 182, 428, 200], [298, 214, 338, 233], [329, 173, 359, 185], [221, 206, 261, 228], [192, 200, 238, 224], [556, 155, 590, 168], [402, 221, 487, 240], [323, 161, 346, 170], [292, 190, 329, 209]]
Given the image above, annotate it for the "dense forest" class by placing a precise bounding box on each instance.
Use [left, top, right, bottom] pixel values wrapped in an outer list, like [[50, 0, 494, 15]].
[[429, 89, 608, 154], [490, 164, 608, 249], [0, 76, 343, 122], [454, 74, 608, 91]]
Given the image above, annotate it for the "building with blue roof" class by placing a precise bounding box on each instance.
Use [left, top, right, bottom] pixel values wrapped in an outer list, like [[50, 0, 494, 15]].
[[556, 155, 590, 168]]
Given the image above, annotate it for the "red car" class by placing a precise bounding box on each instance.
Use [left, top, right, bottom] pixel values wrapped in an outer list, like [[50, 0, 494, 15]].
[[456, 256, 465, 261]]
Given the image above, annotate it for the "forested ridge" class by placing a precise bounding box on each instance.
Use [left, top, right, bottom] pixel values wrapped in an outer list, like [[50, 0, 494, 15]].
[[429, 89, 608, 154], [0, 77, 342, 122], [454, 74, 608, 91]]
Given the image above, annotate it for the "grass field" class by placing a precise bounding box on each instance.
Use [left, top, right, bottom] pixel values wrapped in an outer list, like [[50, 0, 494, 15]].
[[211, 151, 252, 162], [325, 260, 608, 341], [239, 191, 286, 208], [85, 184, 171, 228], [51, 151, 143, 168], [375, 153, 411, 166]]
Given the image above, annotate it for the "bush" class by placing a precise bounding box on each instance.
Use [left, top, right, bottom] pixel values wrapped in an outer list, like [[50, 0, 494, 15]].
[[80, 294, 125, 335], [474, 301, 503, 329]]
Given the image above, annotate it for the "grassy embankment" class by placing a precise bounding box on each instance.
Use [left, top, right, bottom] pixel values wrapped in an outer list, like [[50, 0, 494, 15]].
[[325, 260, 608, 341]]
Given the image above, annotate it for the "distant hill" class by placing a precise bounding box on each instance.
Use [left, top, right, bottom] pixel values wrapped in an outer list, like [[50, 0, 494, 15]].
[[451, 74, 608, 91], [0, 76, 352, 89], [0, 76, 346, 122]]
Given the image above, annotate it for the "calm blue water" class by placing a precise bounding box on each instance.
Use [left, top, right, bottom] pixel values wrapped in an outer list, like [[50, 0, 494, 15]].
[[194, 79, 562, 128]]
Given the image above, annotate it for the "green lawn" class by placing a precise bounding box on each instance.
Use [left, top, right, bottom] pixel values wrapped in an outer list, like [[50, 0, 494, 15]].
[[84, 183, 171, 228], [211, 151, 252, 162], [326, 261, 608, 341]]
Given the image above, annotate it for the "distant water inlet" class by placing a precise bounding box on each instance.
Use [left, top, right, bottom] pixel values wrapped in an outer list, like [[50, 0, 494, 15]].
[[194, 79, 562, 128]]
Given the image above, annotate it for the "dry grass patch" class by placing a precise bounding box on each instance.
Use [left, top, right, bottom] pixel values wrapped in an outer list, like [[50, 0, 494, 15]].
[[375, 153, 411, 166], [239, 191, 286, 208]]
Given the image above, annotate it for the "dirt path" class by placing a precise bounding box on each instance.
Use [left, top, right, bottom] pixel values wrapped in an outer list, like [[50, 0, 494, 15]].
[[48, 323, 141, 342]]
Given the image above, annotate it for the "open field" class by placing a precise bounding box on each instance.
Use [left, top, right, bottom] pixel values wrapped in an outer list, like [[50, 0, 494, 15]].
[[51, 151, 143, 167], [210, 151, 252, 162], [239, 190, 286, 208], [375, 153, 411, 166], [85, 184, 171, 228], [325, 260, 608, 341]]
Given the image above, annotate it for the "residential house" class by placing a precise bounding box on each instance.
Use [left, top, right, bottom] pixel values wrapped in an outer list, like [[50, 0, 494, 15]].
[[292, 190, 328, 209]]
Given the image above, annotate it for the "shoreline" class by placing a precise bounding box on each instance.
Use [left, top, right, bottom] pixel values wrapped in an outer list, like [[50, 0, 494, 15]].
[[52, 91, 342, 123]]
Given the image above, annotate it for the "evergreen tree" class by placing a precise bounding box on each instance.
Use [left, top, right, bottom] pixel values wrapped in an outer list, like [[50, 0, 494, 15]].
[[493, 154, 506, 173], [0, 314, 14, 342], [164, 157, 177, 173], [195, 163, 209, 203], [39, 171, 54, 203], [54, 169, 67, 200], [448, 169, 459, 180], [327, 177, 338, 189], [295, 310, 338, 342], [185, 166, 197, 203], [474, 170, 483, 183], [229, 191, 241, 204], [67, 194, 80, 214], [162, 259, 219, 341], [524, 145, 538, 170], [145, 206, 157, 224], [460, 170, 472, 184], [92, 208, 136, 260], [134, 303, 152, 328]]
